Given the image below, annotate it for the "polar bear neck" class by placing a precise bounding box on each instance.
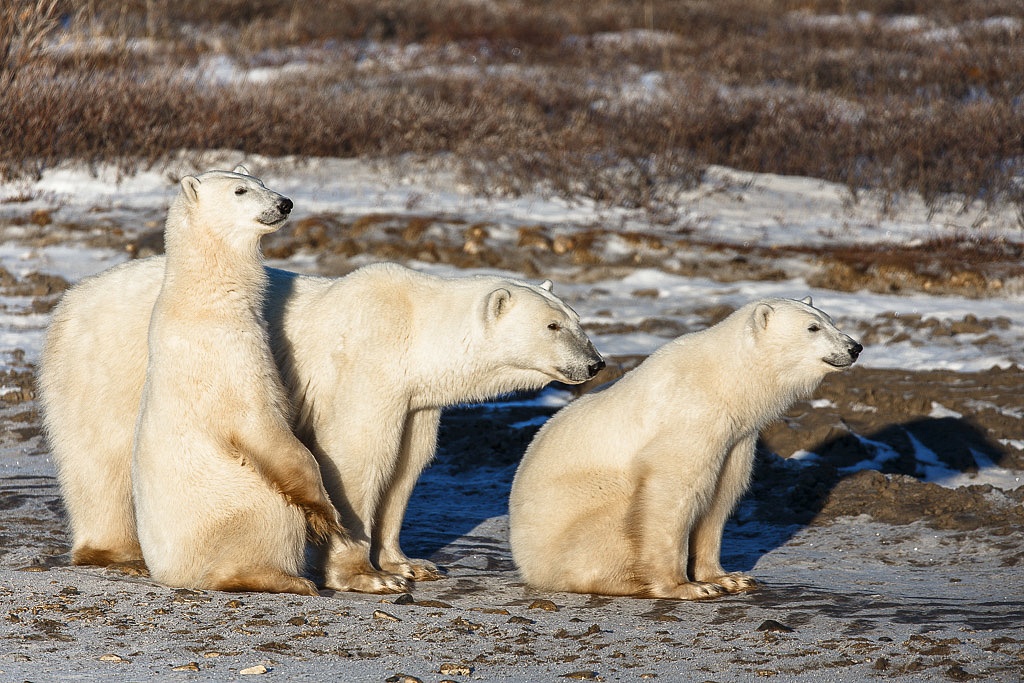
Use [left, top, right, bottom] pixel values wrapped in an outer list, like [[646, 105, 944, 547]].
[[658, 320, 822, 437], [161, 215, 268, 302]]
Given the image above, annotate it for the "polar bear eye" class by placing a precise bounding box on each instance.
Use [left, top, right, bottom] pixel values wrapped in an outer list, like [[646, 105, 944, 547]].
[[547, 322, 562, 331], [808, 323, 821, 333], [234, 187, 248, 196]]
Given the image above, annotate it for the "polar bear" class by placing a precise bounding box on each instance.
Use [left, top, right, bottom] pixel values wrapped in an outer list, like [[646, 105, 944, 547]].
[[508, 297, 861, 600], [130, 167, 338, 594], [39, 256, 604, 593]]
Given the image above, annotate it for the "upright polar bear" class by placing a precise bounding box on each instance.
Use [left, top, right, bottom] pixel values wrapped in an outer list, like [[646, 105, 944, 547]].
[[509, 297, 862, 600], [131, 167, 339, 595], [39, 250, 604, 593]]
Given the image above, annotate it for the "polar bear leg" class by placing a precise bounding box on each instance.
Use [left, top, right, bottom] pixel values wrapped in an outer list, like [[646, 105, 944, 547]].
[[689, 434, 759, 593], [630, 459, 728, 601], [373, 408, 444, 581], [313, 394, 411, 594], [65, 457, 143, 566], [319, 532, 410, 594], [232, 422, 341, 542]]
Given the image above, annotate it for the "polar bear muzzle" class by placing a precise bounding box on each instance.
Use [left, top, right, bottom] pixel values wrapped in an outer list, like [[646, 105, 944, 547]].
[[257, 196, 293, 226]]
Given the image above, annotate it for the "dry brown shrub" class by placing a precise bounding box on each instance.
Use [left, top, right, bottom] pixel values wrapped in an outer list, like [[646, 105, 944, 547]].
[[1, 0, 1022, 213]]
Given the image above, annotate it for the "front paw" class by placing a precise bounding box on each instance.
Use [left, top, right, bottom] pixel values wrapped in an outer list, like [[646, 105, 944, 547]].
[[324, 568, 411, 594], [381, 558, 446, 582], [711, 572, 758, 594]]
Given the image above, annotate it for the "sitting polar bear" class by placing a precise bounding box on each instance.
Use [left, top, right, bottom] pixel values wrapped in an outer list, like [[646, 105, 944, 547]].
[[509, 297, 861, 600], [130, 167, 339, 595], [39, 253, 604, 593]]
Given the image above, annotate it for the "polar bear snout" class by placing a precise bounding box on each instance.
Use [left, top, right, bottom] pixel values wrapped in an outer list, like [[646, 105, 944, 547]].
[[558, 342, 605, 383], [256, 195, 293, 227], [823, 336, 863, 368]]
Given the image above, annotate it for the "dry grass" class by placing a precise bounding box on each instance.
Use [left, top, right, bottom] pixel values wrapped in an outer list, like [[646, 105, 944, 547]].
[[2, 0, 1022, 213]]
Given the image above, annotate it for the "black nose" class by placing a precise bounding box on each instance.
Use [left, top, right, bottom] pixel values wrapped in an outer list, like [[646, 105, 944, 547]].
[[588, 358, 606, 378], [849, 342, 863, 360], [278, 197, 293, 214]]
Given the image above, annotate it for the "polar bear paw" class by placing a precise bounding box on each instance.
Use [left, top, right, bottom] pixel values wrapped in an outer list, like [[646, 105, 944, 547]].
[[664, 581, 729, 601], [712, 572, 759, 594], [381, 558, 446, 582], [324, 569, 411, 594]]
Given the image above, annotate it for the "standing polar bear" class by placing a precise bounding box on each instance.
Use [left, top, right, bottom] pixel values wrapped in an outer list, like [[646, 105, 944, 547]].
[[131, 167, 339, 595], [509, 297, 861, 600], [39, 251, 604, 593]]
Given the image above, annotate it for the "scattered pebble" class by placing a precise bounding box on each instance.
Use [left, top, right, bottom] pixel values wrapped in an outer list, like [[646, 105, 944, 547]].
[[439, 662, 473, 676], [385, 674, 423, 683], [373, 610, 402, 622], [560, 671, 599, 680], [98, 653, 128, 663], [756, 619, 794, 633], [528, 599, 559, 611], [415, 599, 453, 609], [171, 662, 200, 671], [240, 664, 269, 675]]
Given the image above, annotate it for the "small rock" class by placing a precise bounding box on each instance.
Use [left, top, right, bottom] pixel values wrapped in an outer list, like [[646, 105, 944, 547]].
[[639, 674, 657, 680], [756, 619, 794, 633], [472, 607, 510, 615], [98, 654, 128, 663], [944, 664, 981, 681], [439, 662, 473, 676], [528, 599, 559, 611], [172, 662, 200, 671], [224, 599, 243, 608], [373, 610, 402, 622], [560, 671, 599, 680], [240, 664, 269, 675], [451, 617, 483, 631], [385, 675, 423, 683], [392, 593, 415, 605], [508, 615, 534, 625]]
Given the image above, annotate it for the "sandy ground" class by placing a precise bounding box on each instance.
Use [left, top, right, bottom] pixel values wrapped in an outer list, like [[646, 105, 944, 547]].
[[1, 200, 1022, 681]]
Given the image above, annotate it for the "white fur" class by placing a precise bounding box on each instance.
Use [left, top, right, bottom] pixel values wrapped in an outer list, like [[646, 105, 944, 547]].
[[39, 258, 603, 593], [127, 167, 334, 594], [508, 297, 861, 599]]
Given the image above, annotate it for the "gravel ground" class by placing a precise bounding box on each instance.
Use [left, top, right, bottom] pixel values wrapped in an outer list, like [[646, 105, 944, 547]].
[[1, 187, 1022, 681]]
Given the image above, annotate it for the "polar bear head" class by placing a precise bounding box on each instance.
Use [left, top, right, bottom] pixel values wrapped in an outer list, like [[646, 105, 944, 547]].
[[167, 165, 293, 250], [746, 296, 862, 389], [483, 279, 604, 387]]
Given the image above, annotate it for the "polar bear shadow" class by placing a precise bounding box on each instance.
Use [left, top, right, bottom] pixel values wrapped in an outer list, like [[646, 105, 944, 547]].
[[745, 413, 1012, 558]]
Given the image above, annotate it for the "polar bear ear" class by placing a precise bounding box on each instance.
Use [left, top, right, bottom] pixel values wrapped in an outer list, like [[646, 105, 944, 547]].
[[752, 301, 774, 331], [539, 280, 553, 292], [486, 288, 513, 322], [799, 295, 813, 306], [232, 164, 251, 176], [180, 175, 201, 203]]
